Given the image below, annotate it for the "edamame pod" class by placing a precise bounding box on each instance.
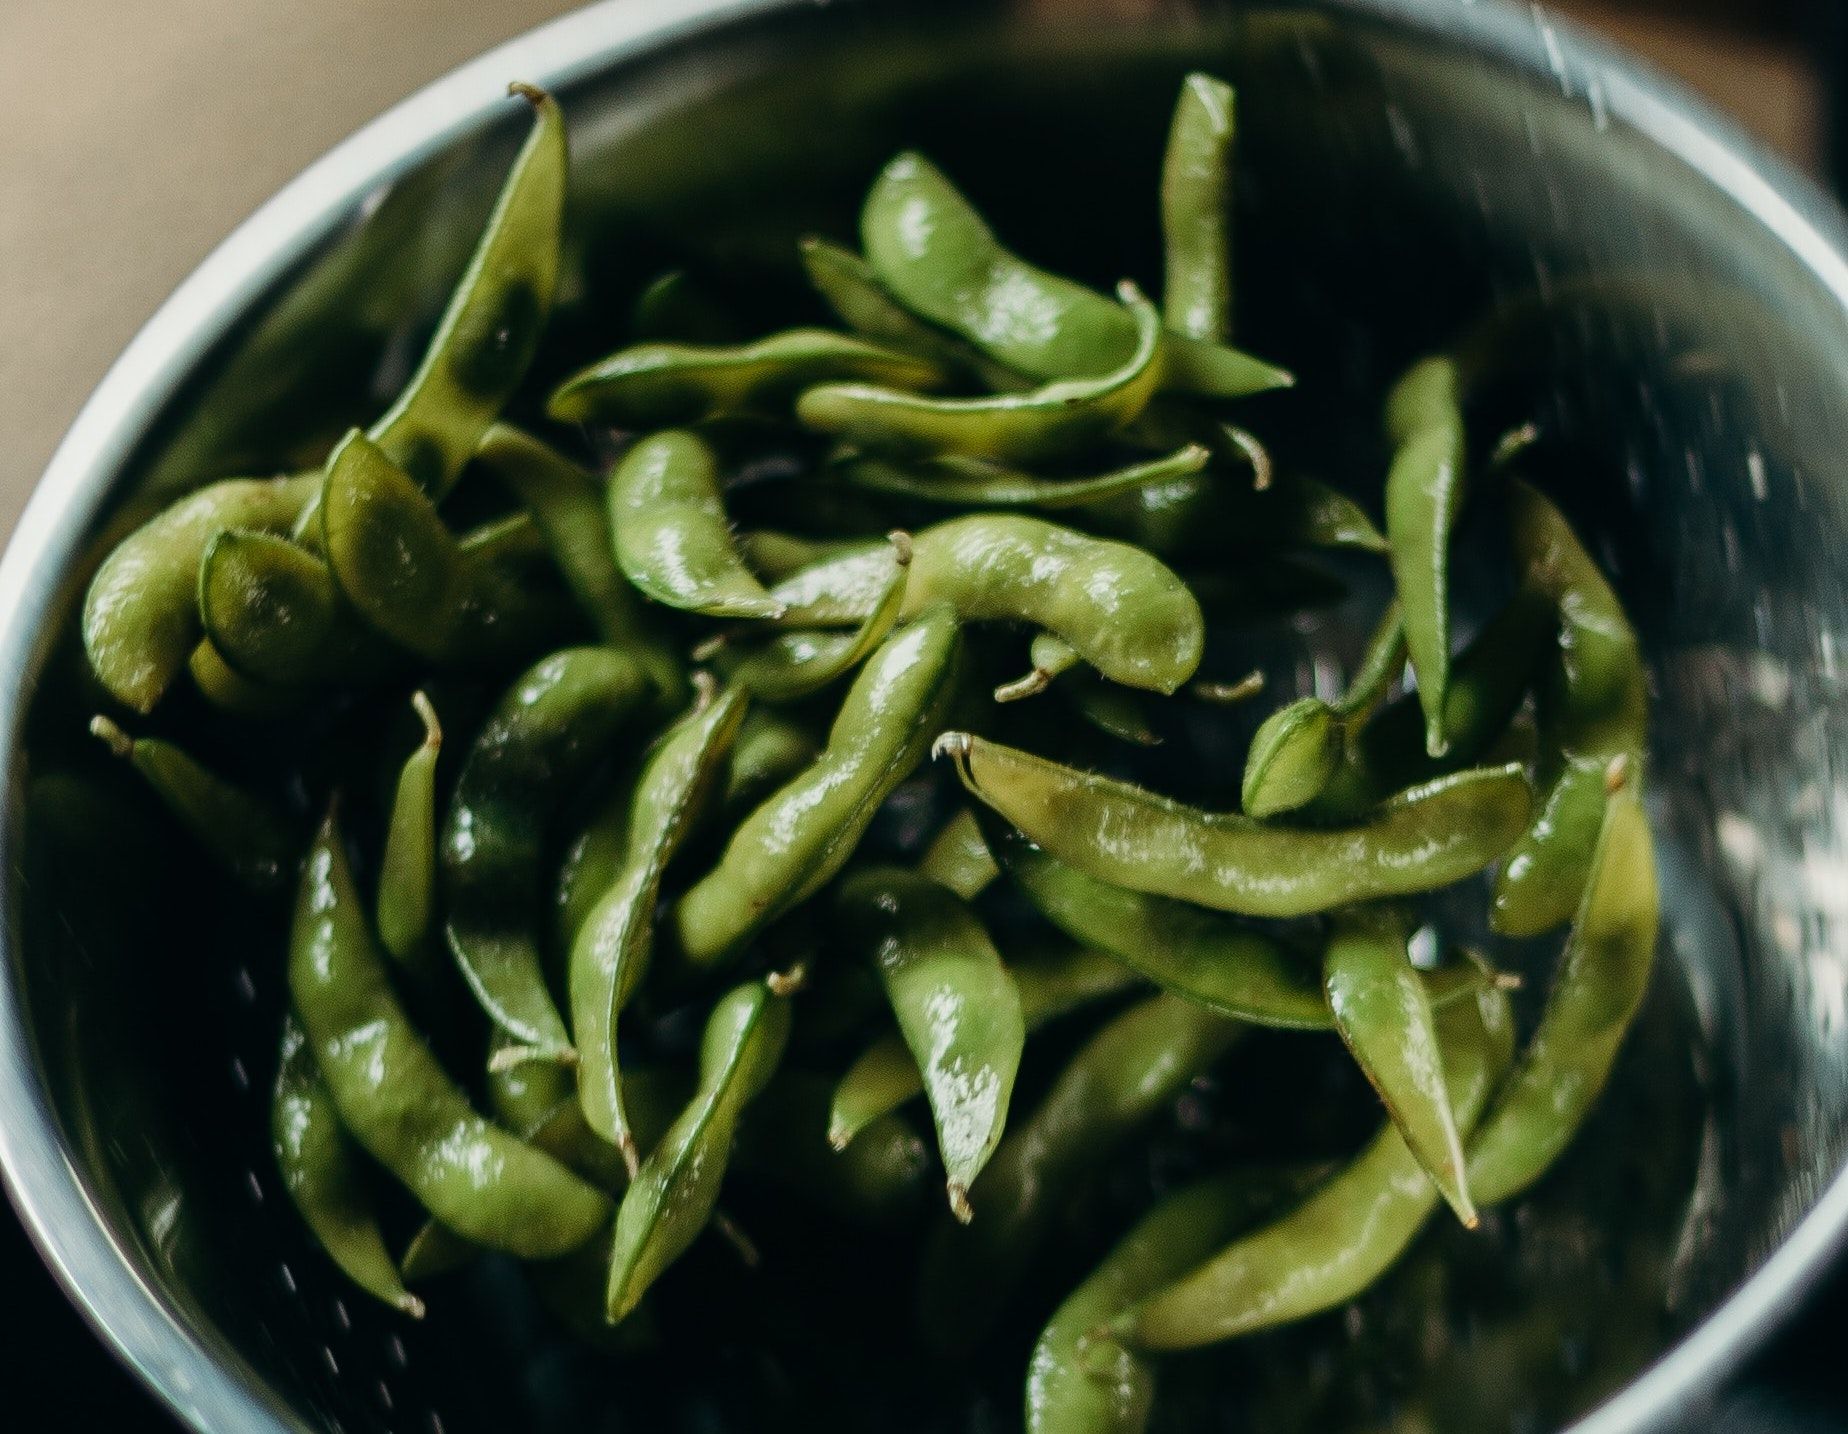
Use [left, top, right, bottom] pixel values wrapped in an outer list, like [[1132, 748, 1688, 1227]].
[[1091, 468, 1385, 559], [1161, 73, 1237, 342], [1114, 981, 1514, 1349], [291, 812, 610, 1258], [860, 152, 1290, 397], [607, 429, 784, 619], [1382, 355, 1467, 757], [474, 423, 682, 690], [834, 868, 1025, 1219], [606, 977, 792, 1320], [796, 283, 1165, 464], [1242, 602, 1405, 817], [88, 715, 293, 891], [272, 1016, 424, 1317], [916, 806, 999, 900], [770, 515, 1202, 694], [549, 329, 945, 427], [1491, 479, 1648, 936], [83, 472, 318, 713], [828, 944, 1137, 1151], [674, 605, 961, 966], [572, 682, 747, 1162], [320, 429, 562, 665], [917, 992, 1244, 1349], [943, 734, 1531, 917], [444, 648, 655, 1063], [368, 84, 564, 497], [1469, 786, 1657, 1205], [720, 704, 822, 818], [1324, 906, 1475, 1226], [835, 444, 1210, 511], [197, 529, 389, 688], [631, 268, 738, 344], [720, 534, 910, 700], [376, 692, 443, 967], [1026, 1167, 1325, 1434], [554, 782, 633, 952]]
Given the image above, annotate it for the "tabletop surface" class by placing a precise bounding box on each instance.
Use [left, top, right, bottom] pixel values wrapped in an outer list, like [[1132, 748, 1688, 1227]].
[[0, 2, 1843, 1430]]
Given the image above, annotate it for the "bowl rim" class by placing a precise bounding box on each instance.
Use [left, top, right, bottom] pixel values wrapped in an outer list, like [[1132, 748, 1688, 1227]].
[[3, 1, 1846, 1430]]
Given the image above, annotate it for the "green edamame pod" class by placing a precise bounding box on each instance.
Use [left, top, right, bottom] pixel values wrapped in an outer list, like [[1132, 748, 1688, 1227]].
[[733, 1073, 929, 1227], [916, 806, 999, 900], [799, 235, 1018, 389], [674, 605, 961, 967], [828, 944, 1137, 1152], [89, 715, 293, 891], [770, 515, 1202, 695], [376, 692, 442, 967], [984, 816, 1490, 1028], [444, 648, 654, 1063], [721, 534, 910, 700], [197, 529, 389, 688], [606, 977, 792, 1320], [608, 429, 785, 619], [796, 282, 1164, 465], [272, 1016, 425, 1317], [368, 84, 563, 497], [188, 636, 302, 718], [1491, 480, 1648, 936], [549, 329, 945, 427], [291, 812, 610, 1258], [1324, 906, 1475, 1226], [572, 682, 747, 1163], [834, 867, 1025, 1219], [1242, 602, 1405, 817], [320, 429, 561, 665], [1026, 1167, 1325, 1434], [917, 992, 1244, 1350], [835, 444, 1210, 512], [1161, 73, 1236, 342], [860, 152, 1290, 397], [1115, 981, 1514, 1349], [631, 268, 739, 344], [474, 423, 682, 689], [1382, 355, 1467, 757], [944, 733, 1530, 917], [83, 473, 318, 713], [738, 529, 870, 584], [1469, 785, 1657, 1205]]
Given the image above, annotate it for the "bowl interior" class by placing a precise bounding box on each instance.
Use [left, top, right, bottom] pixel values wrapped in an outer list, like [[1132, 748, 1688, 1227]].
[[9, 2, 1848, 1431]]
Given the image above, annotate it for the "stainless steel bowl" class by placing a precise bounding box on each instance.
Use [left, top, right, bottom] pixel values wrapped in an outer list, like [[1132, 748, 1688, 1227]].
[[4, 1, 1847, 1430]]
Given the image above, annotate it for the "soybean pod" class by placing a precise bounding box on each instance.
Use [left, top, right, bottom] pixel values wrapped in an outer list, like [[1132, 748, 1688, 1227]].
[[770, 515, 1202, 695], [1161, 73, 1237, 342], [606, 977, 792, 1320], [572, 681, 747, 1164], [860, 152, 1290, 397], [376, 692, 443, 967], [290, 812, 609, 1259], [89, 715, 293, 891], [834, 445, 1210, 512], [834, 867, 1025, 1219], [1469, 784, 1658, 1205], [444, 648, 655, 1063], [674, 605, 961, 967], [943, 734, 1531, 917]]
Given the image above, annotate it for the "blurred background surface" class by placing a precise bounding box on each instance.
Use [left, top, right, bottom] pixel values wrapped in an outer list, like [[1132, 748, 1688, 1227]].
[[0, 0, 1844, 1429]]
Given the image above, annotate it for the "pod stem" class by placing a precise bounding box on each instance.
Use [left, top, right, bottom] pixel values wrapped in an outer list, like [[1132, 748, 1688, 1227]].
[[88, 714, 134, 760]]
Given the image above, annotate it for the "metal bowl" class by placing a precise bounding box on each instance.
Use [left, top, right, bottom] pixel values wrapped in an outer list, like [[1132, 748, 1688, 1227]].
[[3, 1, 1846, 1430]]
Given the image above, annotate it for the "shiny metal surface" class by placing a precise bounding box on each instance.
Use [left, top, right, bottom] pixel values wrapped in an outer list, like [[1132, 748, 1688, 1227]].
[[0, 1, 1845, 1431]]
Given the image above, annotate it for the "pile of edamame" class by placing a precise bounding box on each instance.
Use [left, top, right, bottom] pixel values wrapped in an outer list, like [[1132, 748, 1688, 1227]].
[[78, 75, 1656, 1431]]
